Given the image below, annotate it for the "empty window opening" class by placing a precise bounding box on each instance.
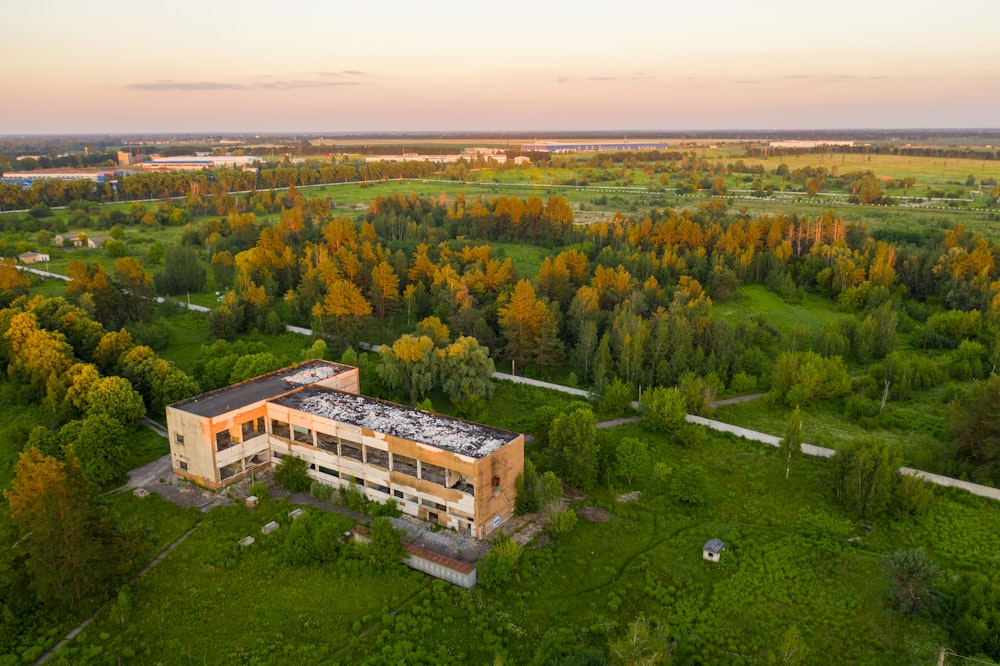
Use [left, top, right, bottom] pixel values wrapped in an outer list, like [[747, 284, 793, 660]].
[[178, 461, 189, 471], [365, 446, 389, 469], [421, 498, 446, 512], [215, 430, 234, 451], [241, 418, 265, 440], [365, 481, 390, 495], [293, 425, 313, 446], [421, 462, 446, 486], [341, 442, 363, 462], [175, 434, 185, 445], [392, 454, 417, 477], [317, 465, 339, 478], [219, 462, 241, 480], [316, 431, 338, 452], [270, 419, 290, 439]]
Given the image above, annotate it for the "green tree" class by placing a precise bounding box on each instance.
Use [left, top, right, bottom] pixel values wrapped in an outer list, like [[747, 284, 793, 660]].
[[609, 614, 669, 666], [653, 462, 673, 493], [438, 335, 496, 406], [365, 517, 407, 571], [514, 458, 541, 515], [944, 572, 1000, 661], [549, 408, 598, 490], [274, 455, 311, 493], [154, 244, 206, 295], [601, 377, 635, 417], [616, 437, 650, 487], [950, 373, 1000, 483], [377, 334, 436, 403], [832, 438, 902, 520], [86, 376, 146, 431], [71, 414, 128, 487], [882, 549, 941, 615], [780, 406, 802, 480], [671, 464, 709, 505], [478, 531, 522, 589], [641, 386, 687, 433], [539, 470, 563, 517], [4, 449, 110, 605]]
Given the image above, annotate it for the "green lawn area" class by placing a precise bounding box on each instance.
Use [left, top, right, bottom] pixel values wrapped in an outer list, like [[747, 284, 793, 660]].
[[715, 284, 848, 336], [491, 241, 555, 278], [53, 423, 995, 665], [712, 396, 952, 471]]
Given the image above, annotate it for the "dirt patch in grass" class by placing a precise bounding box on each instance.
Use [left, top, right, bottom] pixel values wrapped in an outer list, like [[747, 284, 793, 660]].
[[577, 505, 612, 523]]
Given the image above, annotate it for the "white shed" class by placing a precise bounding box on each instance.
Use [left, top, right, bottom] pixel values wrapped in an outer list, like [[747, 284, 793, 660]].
[[703, 538, 725, 562]]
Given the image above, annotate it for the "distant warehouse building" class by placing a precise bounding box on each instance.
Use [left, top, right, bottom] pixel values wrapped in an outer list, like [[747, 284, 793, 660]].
[[520, 141, 672, 153], [166, 360, 523, 539], [140, 155, 260, 172]]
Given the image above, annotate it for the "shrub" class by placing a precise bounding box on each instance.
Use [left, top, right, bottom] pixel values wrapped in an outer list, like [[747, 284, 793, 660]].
[[340, 482, 368, 513], [310, 481, 333, 501], [671, 465, 709, 505], [274, 455, 311, 493], [550, 508, 578, 536], [478, 532, 522, 589], [248, 482, 269, 500]]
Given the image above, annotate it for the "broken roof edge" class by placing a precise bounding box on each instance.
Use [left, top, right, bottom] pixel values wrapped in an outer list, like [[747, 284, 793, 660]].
[[167, 359, 355, 417]]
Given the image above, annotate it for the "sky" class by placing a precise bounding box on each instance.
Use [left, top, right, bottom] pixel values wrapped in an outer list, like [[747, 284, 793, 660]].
[[3, 0, 1000, 134]]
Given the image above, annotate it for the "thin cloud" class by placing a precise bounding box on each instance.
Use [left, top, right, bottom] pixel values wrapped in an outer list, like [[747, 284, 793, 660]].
[[126, 80, 248, 91], [126, 78, 363, 91], [258, 80, 361, 89], [318, 70, 366, 77]]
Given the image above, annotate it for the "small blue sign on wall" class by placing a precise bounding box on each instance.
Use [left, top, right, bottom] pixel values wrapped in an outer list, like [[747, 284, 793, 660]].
[[492, 514, 501, 528]]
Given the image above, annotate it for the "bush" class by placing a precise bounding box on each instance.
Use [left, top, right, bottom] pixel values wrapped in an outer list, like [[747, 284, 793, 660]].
[[248, 482, 269, 500], [478, 532, 522, 589], [274, 455, 311, 493], [340, 482, 368, 513], [310, 481, 333, 501], [550, 508, 578, 536], [671, 465, 709, 505]]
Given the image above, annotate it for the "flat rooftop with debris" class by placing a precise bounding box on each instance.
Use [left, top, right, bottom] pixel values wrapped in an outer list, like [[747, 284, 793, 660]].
[[272, 386, 519, 458], [170, 360, 354, 418]]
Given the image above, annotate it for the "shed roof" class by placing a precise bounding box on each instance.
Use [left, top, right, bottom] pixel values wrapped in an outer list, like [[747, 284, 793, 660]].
[[703, 538, 725, 554]]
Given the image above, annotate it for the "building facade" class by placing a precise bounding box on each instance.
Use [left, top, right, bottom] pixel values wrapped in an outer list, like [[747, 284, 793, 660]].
[[166, 360, 523, 539]]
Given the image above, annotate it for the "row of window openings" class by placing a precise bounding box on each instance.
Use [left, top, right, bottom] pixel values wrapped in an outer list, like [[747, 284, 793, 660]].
[[270, 420, 474, 493], [197, 421, 481, 494], [285, 460, 454, 514]]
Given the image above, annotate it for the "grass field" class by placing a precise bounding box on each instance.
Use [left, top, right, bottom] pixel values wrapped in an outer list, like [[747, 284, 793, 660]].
[[52, 420, 1000, 665], [715, 285, 848, 337]]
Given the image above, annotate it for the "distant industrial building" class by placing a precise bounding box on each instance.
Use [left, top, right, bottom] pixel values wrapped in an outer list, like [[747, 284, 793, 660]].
[[520, 141, 672, 153], [0, 169, 121, 184], [768, 140, 855, 149], [140, 155, 260, 172], [363, 152, 528, 165], [166, 360, 524, 539]]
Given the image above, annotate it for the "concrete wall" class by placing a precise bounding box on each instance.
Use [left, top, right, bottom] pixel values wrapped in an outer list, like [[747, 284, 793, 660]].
[[165, 407, 217, 487]]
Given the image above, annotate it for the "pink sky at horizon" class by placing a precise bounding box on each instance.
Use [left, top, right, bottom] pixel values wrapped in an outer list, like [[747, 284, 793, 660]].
[[4, 0, 999, 134]]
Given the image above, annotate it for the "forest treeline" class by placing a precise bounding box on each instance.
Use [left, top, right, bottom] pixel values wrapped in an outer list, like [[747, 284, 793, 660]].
[[9, 181, 999, 480]]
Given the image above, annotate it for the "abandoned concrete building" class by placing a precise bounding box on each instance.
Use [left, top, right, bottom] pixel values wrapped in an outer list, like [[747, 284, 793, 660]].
[[166, 360, 524, 539]]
